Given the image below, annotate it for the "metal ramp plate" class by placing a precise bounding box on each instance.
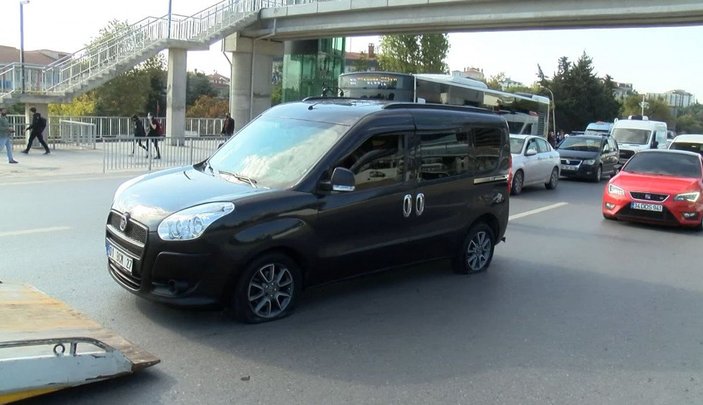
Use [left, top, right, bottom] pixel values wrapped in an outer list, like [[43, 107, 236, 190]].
[[0, 283, 159, 403]]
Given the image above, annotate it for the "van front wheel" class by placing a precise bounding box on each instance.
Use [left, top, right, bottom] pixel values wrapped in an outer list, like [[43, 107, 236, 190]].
[[453, 223, 496, 274], [232, 253, 302, 323]]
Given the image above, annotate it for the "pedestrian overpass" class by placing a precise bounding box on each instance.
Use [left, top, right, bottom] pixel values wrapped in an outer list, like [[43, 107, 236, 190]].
[[2, 0, 702, 138]]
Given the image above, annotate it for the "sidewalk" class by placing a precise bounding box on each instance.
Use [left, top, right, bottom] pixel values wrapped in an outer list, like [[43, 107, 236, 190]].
[[0, 147, 142, 183]]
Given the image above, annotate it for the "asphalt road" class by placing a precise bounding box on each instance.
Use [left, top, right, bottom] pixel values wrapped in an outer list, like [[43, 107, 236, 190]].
[[2, 174, 702, 404]]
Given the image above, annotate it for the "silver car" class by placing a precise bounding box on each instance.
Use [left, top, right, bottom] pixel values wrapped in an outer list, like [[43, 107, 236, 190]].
[[509, 134, 561, 195]]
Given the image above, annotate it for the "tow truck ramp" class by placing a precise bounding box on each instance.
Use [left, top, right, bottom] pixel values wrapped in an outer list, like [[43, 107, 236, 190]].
[[0, 282, 159, 404]]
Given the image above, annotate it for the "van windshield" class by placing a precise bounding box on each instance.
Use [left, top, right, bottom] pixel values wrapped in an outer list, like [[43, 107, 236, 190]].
[[558, 137, 601, 152], [611, 128, 651, 145], [206, 116, 348, 189]]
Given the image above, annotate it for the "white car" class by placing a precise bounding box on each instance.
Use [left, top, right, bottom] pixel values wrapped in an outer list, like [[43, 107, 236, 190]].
[[510, 134, 561, 195], [668, 134, 703, 156]]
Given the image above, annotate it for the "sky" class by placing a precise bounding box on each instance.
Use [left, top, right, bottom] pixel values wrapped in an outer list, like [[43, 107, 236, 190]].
[[3, 0, 703, 100]]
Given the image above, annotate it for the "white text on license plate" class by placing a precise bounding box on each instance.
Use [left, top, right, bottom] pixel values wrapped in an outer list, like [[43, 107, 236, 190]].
[[107, 243, 133, 273], [631, 202, 663, 212]]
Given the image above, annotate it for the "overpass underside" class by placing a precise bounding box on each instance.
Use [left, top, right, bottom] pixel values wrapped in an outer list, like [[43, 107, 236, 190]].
[[245, 0, 703, 39]]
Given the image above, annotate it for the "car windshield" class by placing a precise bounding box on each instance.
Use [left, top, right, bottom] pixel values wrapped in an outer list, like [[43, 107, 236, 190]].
[[612, 128, 651, 145], [624, 152, 702, 178], [509, 137, 525, 154], [206, 116, 348, 189], [669, 142, 703, 157], [558, 137, 601, 152]]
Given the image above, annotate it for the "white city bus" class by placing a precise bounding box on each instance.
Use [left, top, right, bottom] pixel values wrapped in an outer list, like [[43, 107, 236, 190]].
[[338, 71, 550, 138]]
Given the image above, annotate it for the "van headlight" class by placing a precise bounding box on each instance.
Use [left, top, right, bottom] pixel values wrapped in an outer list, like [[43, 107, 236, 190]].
[[674, 192, 700, 202], [583, 159, 596, 165], [158, 202, 235, 241]]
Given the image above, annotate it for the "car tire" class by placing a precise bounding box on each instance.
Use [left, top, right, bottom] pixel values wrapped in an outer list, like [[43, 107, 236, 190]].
[[511, 170, 524, 195], [232, 253, 302, 323], [453, 223, 496, 274], [545, 167, 559, 190], [592, 165, 602, 182]]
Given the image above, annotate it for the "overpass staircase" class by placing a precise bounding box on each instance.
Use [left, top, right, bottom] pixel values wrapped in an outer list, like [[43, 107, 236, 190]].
[[0, 0, 299, 105]]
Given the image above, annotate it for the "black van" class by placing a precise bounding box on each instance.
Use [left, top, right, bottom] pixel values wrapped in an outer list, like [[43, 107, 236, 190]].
[[106, 99, 511, 322]]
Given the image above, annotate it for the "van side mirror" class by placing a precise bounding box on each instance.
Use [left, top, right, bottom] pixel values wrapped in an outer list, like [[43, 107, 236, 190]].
[[319, 167, 356, 192], [652, 140, 659, 149]]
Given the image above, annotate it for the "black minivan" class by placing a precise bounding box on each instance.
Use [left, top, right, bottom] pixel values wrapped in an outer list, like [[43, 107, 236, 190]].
[[106, 99, 511, 322]]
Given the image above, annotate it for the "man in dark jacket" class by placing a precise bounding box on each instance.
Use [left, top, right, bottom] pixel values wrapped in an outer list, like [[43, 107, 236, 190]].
[[21, 107, 50, 155], [221, 112, 235, 137], [131, 114, 148, 156]]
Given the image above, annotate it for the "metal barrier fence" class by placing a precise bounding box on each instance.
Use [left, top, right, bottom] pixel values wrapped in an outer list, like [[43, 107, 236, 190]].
[[5, 114, 226, 145], [102, 136, 227, 173], [59, 120, 97, 149]]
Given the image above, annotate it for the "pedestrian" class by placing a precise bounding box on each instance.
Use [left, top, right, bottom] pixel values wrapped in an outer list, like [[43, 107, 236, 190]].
[[145, 112, 162, 159], [131, 114, 148, 156], [547, 130, 556, 148], [0, 108, 19, 164], [221, 112, 235, 138], [21, 107, 51, 155]]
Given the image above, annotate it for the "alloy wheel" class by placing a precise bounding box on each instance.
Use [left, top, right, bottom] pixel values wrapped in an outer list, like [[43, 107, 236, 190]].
[[247, 263, 294, 319]]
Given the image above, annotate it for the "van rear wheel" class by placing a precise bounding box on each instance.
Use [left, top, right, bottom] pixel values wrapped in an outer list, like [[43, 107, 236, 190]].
[[453, 223, 496, 274]]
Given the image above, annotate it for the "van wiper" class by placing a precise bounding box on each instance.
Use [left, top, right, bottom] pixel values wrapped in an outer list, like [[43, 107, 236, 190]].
[[218, 170, 258, 188]]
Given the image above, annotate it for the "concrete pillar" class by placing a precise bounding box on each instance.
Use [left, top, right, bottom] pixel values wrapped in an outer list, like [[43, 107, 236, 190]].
[[24, 103, 49, 149], [166, 48, 187, 146], [224, 33, 283, 131]]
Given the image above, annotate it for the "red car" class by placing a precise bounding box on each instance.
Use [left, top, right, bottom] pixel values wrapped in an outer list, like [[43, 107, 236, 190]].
[[602, 149, 703, 229]]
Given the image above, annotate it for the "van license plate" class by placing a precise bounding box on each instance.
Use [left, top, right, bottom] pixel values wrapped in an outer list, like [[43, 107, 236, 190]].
[[631, 202, 663, 212], [107, 242, 133, 273]]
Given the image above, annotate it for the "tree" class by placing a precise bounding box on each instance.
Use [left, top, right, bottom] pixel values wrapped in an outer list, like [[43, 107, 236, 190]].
[[49, 93, 97, 116], [539, 52, 620, 133], [676, 103, 703, 133], [621, 94, 673, 126], [377, 34, 449, 73], [352, 51, 370, 72], [187, 71, 217, 107], [186, 95, 229, 118]]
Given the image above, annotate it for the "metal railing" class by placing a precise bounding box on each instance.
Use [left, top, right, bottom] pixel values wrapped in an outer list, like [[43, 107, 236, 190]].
[[0, 0, 325, 100], [102, 136, 226, 173]]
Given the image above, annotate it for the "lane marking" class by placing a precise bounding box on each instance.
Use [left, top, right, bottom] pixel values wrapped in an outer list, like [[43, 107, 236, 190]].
[[509, 202, 568, 221], [0, 226, 72, 238]]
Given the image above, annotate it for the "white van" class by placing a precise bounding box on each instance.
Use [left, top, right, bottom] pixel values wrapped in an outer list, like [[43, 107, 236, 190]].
[[584, 121, 613, 136], [610, 116, 667, 164]]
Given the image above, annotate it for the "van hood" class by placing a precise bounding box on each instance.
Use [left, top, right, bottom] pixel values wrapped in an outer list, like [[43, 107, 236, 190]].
[[111, 166, 270, 226]]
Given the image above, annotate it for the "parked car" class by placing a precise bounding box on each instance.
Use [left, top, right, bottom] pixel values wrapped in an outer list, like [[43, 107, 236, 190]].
[[106, 99, 511, 323], [557, 134, 619, 181], [509, 134, 560, 195], [602, 149, 703, 230], [668, 134, 703, 157]]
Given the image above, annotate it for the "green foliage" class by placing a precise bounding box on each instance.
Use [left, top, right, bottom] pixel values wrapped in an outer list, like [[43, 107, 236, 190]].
[[676, 103, 703, 133], [50, 93, 97, 116], [186, 95, 229, 118], [352, 52, 370, 72], [187, 72, 217, 107], [377, 34, 449, 73], [271, 82, 282, 106], [621, 94, 673, 125], [540, 52, 620, 133]]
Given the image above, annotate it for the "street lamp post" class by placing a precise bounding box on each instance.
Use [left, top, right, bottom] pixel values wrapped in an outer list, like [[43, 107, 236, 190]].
[[541, 85, 557, 135], [19, 0, 30, 94]]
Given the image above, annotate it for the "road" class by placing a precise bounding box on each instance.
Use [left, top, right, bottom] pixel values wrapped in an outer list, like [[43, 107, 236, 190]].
[[2, 175, 702, 404]]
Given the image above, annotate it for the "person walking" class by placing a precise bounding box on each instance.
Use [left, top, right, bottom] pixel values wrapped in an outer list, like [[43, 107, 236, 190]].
[[0, 108, 19, 164], [221, 112, 235, 138], [21, 107, 50, 155], [145, 112, 162, 159], [131, 114, 148, 156]]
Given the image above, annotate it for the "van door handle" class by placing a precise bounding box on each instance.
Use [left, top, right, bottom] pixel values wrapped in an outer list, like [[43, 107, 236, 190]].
[[415, 193, 425, 216], [402, 194, 412, 218]]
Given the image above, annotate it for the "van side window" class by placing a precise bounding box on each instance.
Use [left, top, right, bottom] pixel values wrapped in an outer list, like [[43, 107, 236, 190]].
[[339, 133, 405, 190], [417, 130, 470, 181], [469, 127, 502, 175]]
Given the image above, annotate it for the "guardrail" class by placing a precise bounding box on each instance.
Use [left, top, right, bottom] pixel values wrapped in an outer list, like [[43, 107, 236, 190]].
[[102, 136, 227, 173]]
